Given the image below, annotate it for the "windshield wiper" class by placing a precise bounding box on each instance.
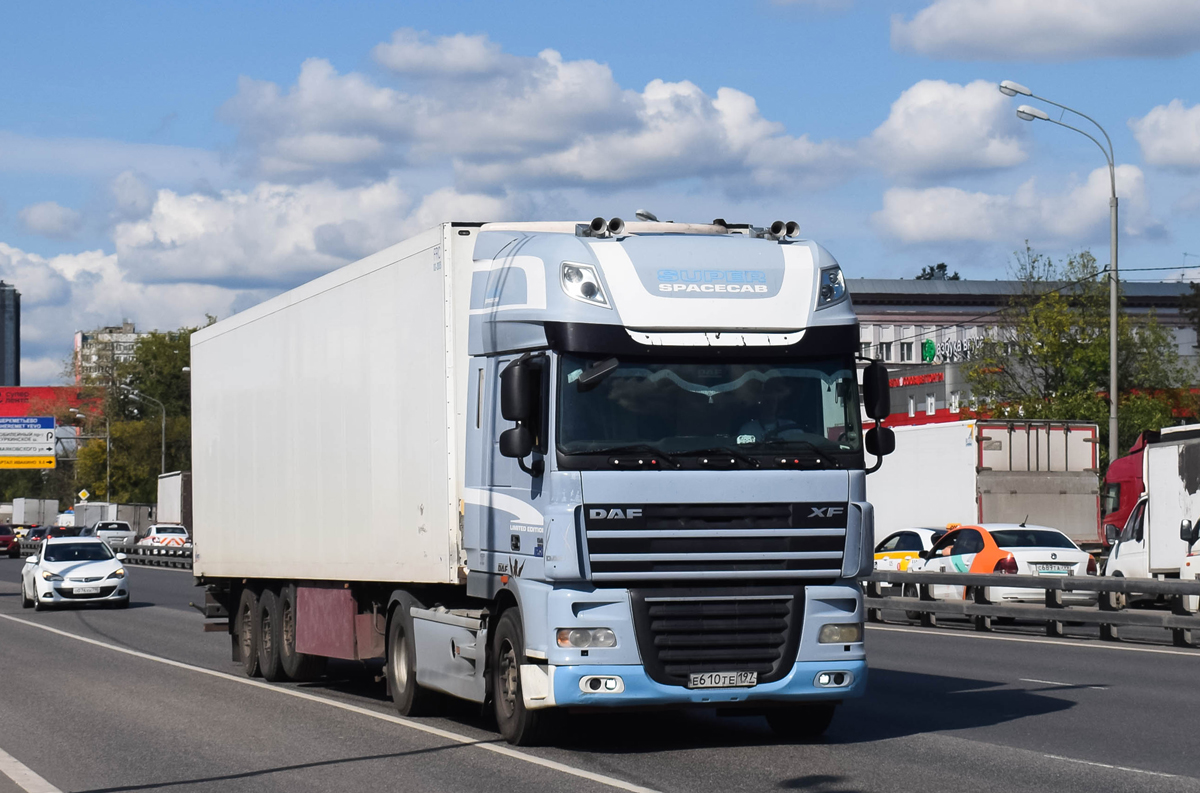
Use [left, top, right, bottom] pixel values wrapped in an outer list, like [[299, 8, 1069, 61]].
[[682, 446, 762, 469], [570, 444, 682, 468], [753, 439, 845, 469]]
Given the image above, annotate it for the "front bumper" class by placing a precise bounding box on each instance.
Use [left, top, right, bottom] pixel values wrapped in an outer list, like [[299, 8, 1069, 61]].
[[35, 577, 129, 605], [526, 659, 867, 710]]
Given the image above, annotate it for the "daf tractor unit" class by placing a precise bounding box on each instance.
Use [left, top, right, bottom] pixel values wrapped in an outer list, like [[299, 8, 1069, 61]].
[[191, 217, 894, 745]]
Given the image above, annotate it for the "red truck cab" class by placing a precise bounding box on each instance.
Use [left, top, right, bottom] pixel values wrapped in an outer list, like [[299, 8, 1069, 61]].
[[1102, 431, 1158, 547]]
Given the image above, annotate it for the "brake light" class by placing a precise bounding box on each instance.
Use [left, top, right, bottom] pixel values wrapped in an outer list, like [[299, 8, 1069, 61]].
[[993, 555, 1018, 574], [1087, 555, 1098, 575]]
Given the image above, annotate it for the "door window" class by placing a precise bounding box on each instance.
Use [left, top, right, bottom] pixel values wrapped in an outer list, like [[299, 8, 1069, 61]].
[[1119, 500, 1146, 544], [952, 529, 985, 555], [876, 533, 903, 553]]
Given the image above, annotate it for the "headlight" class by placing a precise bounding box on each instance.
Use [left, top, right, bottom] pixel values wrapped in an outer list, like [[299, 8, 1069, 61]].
[[817, 266, 846, 307], [41, 570, 63, 581], [560, 262, 609, 308], [818, 623, 863, 644], [106, 568, 126, 580], [556, 627, 618, 648]]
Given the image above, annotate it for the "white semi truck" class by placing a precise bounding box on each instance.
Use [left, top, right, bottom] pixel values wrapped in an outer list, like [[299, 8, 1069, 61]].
[[192, 218, 894, 745]]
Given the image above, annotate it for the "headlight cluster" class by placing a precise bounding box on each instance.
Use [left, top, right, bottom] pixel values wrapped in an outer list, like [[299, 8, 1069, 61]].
[[106, 568, 126, 580], [818, 623, 863, 644], [818, 266, 846, 307], [556, 627, 617, 648], [560, 262, 609, 308], [41, 570, 63, 581]]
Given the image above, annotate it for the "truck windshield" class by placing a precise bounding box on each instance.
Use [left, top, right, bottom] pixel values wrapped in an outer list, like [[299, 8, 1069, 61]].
[[557, 354, 861, 461]]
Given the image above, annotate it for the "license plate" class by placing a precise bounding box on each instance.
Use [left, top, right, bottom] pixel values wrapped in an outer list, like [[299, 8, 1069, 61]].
[[72, 586, 101, 594], [1035, 564, 1072, 575], [687, 671, 757, 689]]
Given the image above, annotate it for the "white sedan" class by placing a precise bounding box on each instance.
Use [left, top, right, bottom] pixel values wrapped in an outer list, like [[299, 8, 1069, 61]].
[[21, 537, 130, 610], [138, 524, 190, 546]]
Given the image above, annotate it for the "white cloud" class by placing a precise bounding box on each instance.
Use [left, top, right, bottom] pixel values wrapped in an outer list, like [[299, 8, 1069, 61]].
[[0, 242, 248, 384], [874, 164, 1160, 244], [110, 171, 155, 220], [371, 29, 511, 77], [18, 201, 83, 239], [868, 80, 1026, 178], [1131, 100, 1200, 170], [220, 29, 853, 193], [892, 0, 1200, 61]]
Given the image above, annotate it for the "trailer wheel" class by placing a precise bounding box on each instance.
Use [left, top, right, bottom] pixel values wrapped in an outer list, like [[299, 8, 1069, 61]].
[[386, 599, 437, 716], [235, 588, 261, 678], [258, 589, 286, 682], [278, 584, 326, 681], [766, 703, 837, 741], [491, 609, 549, 746]]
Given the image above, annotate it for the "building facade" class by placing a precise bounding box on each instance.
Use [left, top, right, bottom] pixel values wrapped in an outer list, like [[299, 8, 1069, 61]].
[[849, 278, 1197, 427], [73, 321, 148, 383], [0, 282, 20, 386], [850, 278, 1196, 368]]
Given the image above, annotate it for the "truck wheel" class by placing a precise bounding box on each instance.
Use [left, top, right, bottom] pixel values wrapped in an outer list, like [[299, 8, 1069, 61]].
[[236, 588, 261, 678], [278, 584, 326, 681], [766, 703, 837, 741], [258, 589, 286, 682], [386, 602, 437, 716], [490, 609, 548, 746]]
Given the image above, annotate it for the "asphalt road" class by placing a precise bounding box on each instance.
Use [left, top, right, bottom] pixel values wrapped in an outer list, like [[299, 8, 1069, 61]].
[[2, 556, 1199, 793]]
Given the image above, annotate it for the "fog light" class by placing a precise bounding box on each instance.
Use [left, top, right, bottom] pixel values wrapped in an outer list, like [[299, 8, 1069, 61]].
[[814, 670, 854, 688], [818, 623, 862, 644], [579, 675, 625, 694], [557, 627, 617, 648]]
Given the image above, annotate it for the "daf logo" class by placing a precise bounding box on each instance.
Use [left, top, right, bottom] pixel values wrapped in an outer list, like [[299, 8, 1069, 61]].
[[808, 507, 845, 518], [589, 508, 643, 520]]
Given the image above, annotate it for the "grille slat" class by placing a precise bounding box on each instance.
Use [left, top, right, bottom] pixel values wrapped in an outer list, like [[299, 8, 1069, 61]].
[[584, 502, 847, 582], [631, 588, 803, 686]]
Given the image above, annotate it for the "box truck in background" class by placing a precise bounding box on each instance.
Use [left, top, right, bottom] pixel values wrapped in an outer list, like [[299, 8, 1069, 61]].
[[868, 420, 1101, 549], [13, 498, 58, 526], [192, 218, 894, 745], [1107, 425, 1200, 580], [157, 471, 192, 529]]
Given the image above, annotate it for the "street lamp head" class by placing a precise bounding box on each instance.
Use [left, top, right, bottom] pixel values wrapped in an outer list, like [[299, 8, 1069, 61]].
[[999, 80, 1032, 97], [1016, 104, 1050, 122]]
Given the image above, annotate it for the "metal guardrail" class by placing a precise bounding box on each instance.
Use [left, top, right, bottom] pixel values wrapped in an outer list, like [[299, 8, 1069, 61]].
[[866, 570, 1200, 648], [17, 539, 193, 570]]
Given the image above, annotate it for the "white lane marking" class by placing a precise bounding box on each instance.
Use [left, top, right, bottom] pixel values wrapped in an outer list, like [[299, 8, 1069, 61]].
[[868, 624, 1200, 658], [1044, 753, 1178, 779], [0, 614, 657, 793], [1019, 678, 1107, 690], [0, 745, 62, 793]]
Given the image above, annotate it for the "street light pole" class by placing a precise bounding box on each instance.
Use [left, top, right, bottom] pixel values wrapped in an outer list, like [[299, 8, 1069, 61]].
[[1001, 81, 1120, 463], [123, 388, 166, 475], [70, 409, 112, 499]]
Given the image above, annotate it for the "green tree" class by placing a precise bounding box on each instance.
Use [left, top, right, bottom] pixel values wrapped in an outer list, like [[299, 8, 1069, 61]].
[[964, 245, 1193, 465], [916, 262, 960, 281]]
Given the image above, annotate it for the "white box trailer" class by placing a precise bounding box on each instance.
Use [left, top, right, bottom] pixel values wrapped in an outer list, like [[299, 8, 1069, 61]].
[[13, 498, 59, 526], [869, 420, 1101, 547], [192, 225, 461, 584]]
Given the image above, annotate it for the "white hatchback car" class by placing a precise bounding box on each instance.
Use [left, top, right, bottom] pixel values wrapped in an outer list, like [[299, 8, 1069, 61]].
[[21, 537, 130, 610]]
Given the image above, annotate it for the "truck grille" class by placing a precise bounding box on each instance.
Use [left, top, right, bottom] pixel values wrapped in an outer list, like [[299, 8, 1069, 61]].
[[584, 502, 846, 582], [630, 588, 803, 686]]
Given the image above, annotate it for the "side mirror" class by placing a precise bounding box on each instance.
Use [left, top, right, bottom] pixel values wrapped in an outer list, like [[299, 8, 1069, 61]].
[[865, 426, 895, 457], [576, 357, 619, 391], [918, 550, 932, 560], [27, 555, 38, 564], [1105, 523, 1119, 546], [115, 552, 127, 561], [861, 360, 891, 420], [500, 358, 539, 421], [499, 426, 533, 459], [1182, 519, 1199, 545]]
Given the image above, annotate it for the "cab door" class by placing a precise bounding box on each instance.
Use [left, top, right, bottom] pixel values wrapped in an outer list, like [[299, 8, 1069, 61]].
[[1108, 498, 1148, 577]]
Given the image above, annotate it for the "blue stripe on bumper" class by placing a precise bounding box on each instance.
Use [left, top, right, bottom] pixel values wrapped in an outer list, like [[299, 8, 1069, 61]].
[[553, 660, 867, 708]]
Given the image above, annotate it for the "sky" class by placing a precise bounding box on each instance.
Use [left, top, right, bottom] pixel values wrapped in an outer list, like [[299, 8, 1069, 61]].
[[2, 0, 1200, 384]]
